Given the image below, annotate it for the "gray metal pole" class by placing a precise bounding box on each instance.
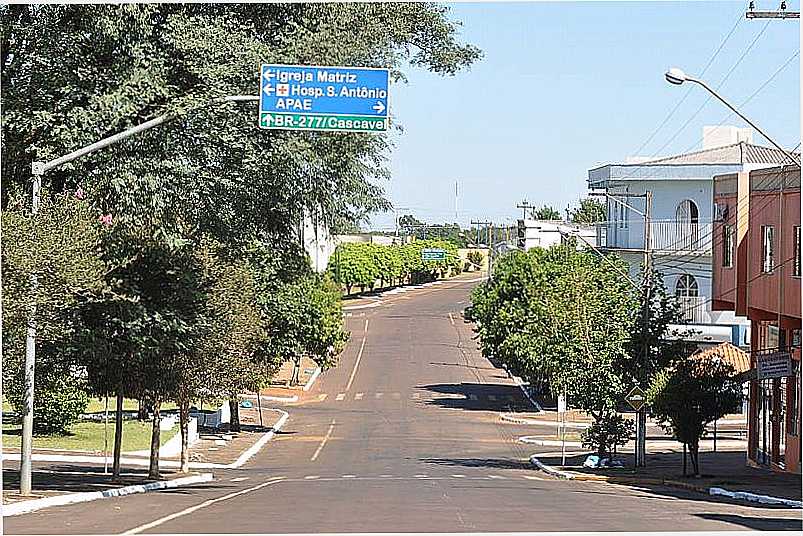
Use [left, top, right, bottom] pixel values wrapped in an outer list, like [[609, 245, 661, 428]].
[[20, 165, 42, 495], [686, 77, 800, 167], [638, 190, 653, 468]]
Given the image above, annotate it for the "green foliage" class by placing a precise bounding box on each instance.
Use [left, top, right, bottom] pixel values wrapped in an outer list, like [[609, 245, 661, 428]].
[[328, 242, 379, 293], [581, 413, 634, 459], [5, 365, 90, 435], [533, 205, 561, 220], [466, 250, 484, 271], [467, 245, 637, 423], [569, 198, 606, 225], [647, 355, 742, 475]]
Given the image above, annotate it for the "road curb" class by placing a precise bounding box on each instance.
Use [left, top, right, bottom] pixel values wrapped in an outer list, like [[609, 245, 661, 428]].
[[1, 473, 214, 517], [229, 409, 289, 469], [529, 456, 801, 508], [302, 368, 321, 391], [518, 436, 583, 447]]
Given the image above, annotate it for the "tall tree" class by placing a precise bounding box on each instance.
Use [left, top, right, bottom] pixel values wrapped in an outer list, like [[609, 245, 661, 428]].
[[533, 205, 561, 220], [569, 198, 606, 225]]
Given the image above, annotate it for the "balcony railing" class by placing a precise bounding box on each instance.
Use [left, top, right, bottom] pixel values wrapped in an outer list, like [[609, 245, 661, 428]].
[[677, 295, 710, 324], [595, 221, 712, 254]]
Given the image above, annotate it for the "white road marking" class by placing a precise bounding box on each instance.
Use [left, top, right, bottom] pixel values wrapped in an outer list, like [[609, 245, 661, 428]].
[[342, 474, 357, 478], [344, 335, 367, 392], [335, 393, 345, 401], [355, 392, 364, 400], [230, 477, 249, 482], [380, 474, 393, 478], [318, 393, 328, 401], [451, 474, 466, 478], [488, 474, 505, 479], [304, 475, 320, 480], [448, 312, 455, 325], [310, 419, 336, 462], [364, 318, 369, 332], [122, 477, 285, 534], [522, 475, 544, 481], [375, 392, 383, 399], [414, 474, 429, 478]]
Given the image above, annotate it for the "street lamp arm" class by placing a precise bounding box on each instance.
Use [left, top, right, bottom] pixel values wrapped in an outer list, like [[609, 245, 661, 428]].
[[683, 76, 801, 167], [39, 95, 260, 174]]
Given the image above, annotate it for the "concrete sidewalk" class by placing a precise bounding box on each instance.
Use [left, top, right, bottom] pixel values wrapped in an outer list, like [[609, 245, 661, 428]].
[[534, 447, 801, 506]]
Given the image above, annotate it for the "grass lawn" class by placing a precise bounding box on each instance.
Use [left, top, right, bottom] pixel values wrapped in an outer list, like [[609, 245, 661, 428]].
[[3, 396, 178, 416], [1, 419, 178, 452]]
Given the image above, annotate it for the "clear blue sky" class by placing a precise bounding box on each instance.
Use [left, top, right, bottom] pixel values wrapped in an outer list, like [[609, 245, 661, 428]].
[[368, 0, 800, 231]]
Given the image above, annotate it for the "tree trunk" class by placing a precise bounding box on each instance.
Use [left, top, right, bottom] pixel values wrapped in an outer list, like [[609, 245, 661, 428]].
[[229, 398, 240, 432], [138, 397, 149, 421], [689, 440, 700, 477], [112, 391, 124, 479], [179, 397, 190, 473], [148, 400, 161, 479]]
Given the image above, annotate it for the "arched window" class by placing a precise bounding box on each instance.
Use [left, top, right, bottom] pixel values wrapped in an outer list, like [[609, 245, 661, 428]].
[[675, 274, 699, 298]]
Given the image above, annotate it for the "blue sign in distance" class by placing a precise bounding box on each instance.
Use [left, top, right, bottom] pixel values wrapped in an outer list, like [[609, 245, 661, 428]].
[[260, 64, 389, 132]]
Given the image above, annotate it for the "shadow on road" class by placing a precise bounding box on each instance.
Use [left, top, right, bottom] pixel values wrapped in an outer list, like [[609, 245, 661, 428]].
[[420, 382, 533, 413], [2, 465, 180, 495], [421, 457, 531, 470], [694, 513, 802, 530]]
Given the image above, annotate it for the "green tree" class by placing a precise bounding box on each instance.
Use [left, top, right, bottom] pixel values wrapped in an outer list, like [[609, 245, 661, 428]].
[[467, 245, 638, 442], [569, 198, 606, 225], [533, 205, 561, 220], [647, 356, 742, 476], [2, 192, 106, 435]]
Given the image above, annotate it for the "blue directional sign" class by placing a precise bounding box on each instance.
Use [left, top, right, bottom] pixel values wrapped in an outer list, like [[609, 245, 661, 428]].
[[421, 248, 447, 261], [259, 64, 389, 132]]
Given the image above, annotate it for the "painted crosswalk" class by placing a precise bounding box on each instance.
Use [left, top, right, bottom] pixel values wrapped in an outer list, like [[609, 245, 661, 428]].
[[309, 392, 520, 403]]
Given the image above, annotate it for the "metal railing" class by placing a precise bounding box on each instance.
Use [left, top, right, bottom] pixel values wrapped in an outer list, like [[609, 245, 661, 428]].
[[677, 295, 710, 324], [595, 221, 712, 253]]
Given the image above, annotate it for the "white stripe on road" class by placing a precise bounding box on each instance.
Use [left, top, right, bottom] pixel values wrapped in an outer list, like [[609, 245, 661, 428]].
[[375, 393, 383, 399], [335, 393, 345, 401], [355, 393, 364, 400], [522, 475, 545, 481], [345, 333, 367, 392], [230, 477, 249, 482], [310, 419, 336, 462], [304, 475, 320, 480], [448, 312, 455, 325], [342, 474, 356, 478], [452, 474, 466, 478], [122, 477, 285, 534], [318, 394, 328, 401]]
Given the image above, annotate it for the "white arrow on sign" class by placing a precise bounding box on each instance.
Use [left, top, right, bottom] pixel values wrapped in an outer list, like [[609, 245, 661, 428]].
[[262, 113, 273, 125], [263, 69, 275, 81], [372, 101, 386, 114], [263, 84, 275, 96]]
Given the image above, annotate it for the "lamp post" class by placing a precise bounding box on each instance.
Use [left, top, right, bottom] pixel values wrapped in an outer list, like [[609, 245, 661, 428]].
[[664, 67, 800, 166]]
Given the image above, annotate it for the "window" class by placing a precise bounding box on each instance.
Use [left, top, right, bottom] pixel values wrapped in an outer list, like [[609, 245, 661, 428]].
[[762, 225, 775, 273], [795, 226, 801, 277], [722, 224, 734, 267], [675, 274, 699, 298]]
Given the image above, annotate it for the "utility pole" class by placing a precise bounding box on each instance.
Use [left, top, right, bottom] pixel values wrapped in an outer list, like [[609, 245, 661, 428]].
[[454, 180, 459, 222], [638, 190, 653, 468], [517, 200, 535, 220], [746, 1, 799, 18], [589, 190, 652, 467]]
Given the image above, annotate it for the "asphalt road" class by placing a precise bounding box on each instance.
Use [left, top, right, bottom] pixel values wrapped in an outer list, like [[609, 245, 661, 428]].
[[5, 275, 802, 533]]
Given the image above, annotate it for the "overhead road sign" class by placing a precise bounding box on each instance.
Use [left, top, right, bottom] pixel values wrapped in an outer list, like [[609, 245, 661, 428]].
[[259, 64, 389, 132], [421, 248, 447, 261]]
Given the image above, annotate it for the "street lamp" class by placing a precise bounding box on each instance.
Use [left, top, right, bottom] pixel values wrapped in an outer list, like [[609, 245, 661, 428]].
[[664, 67, 800, 166]]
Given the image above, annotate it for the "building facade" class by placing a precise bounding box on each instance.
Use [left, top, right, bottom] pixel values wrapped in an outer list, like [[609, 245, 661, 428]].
[[712, 165, 802, 474], [516, 219, 597, 251], [587, 133, 792, 344]]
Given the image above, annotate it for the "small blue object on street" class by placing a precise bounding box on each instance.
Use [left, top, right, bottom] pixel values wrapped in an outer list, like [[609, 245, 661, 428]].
[[260, 64, 389, 132], [240, 400, 253, 409]]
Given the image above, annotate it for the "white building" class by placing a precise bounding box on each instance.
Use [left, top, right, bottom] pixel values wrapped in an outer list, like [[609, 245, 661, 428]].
[[587, 127, 793, 343], [517, 219, 597, 250]]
